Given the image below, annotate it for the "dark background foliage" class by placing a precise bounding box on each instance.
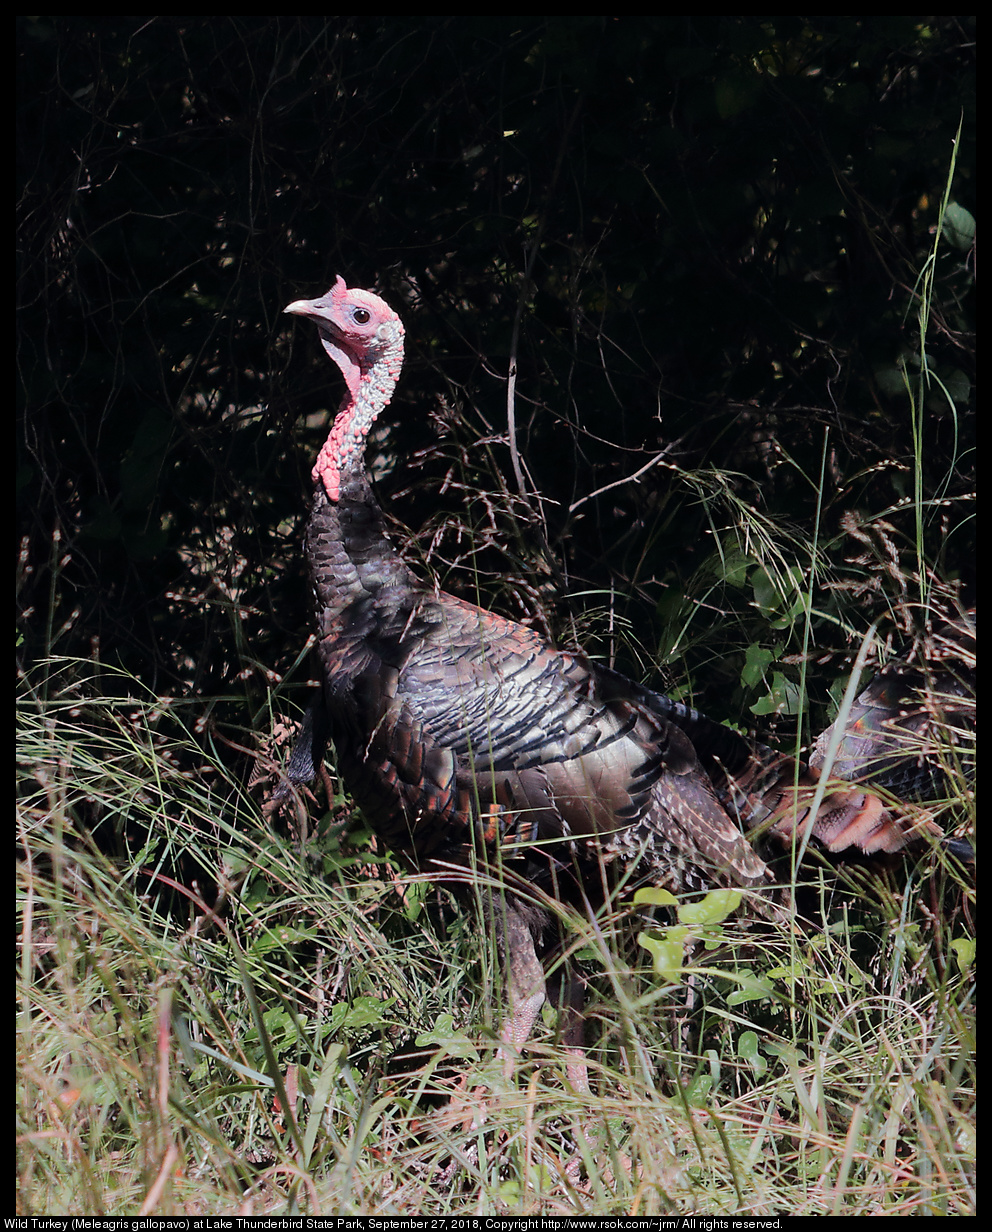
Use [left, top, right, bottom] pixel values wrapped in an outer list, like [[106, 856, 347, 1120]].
[[17, 16, 975, 752]]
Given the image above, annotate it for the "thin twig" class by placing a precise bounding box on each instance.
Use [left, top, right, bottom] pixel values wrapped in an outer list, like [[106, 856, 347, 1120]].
[[568, 446, 675, 515]]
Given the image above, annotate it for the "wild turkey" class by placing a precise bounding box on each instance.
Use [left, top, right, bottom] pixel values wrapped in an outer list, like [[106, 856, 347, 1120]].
[[810, 611, 975, 807], [281, 278, 962, 1073]]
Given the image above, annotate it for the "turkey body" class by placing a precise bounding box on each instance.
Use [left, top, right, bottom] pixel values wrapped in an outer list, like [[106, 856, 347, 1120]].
[[306, 470, 772, 897]]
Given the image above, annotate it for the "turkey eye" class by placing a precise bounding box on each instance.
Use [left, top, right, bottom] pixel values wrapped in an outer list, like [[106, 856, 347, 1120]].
[[353, 308, 371, 324]]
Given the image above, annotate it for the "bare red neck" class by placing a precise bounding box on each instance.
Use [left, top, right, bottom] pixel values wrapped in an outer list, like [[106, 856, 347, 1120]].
[[312, 327, 405, 502]]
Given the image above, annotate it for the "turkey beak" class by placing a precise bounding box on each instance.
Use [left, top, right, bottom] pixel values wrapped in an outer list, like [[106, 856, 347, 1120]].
[[285, 297, 344, 350], [284, 297, 327, 321]]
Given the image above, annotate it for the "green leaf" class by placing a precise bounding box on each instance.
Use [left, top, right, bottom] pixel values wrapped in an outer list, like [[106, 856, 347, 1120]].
[[633, 887, 680, 909], [415, 1013, 480, 1060], [750, 671, 802, 716], [683, 1072, 714, 1107], [737, 1029, 768, 1077], [677, 889, 743, 926], [950, 937, 975, 973], [340, 997, 395, 1031], [726, 969, 776, 1006], [941, 201, 976, 251], [638, 929, 687, 982], [750, 565, 809, 628], [250, 926, 314, 957], [741, 641, 777, 690]]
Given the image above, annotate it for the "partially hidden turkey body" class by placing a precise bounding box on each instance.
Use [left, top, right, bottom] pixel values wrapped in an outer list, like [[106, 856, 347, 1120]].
[[304, 467, 774, 1077]]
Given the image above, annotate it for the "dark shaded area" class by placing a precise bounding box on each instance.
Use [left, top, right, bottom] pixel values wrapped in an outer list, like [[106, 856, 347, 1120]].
[[17, 16, 975, 749]]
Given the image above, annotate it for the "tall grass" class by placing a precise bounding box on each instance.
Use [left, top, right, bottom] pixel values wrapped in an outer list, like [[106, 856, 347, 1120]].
[[17, 645, 974, 1215]]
